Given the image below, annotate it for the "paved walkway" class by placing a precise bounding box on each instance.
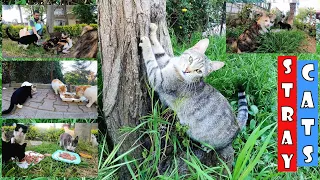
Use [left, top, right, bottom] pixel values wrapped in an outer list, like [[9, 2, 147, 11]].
[[2, 88, 98, 119]]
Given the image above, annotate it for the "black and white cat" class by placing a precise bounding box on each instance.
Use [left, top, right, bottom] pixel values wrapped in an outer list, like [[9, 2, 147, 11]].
[[2, 124, 28, 144], [2, 140, 27, 163], [2, 85, 36, 114], [2, 124, 28, 163], [278, 21, 292, 31], [6, 27, 41, 49]]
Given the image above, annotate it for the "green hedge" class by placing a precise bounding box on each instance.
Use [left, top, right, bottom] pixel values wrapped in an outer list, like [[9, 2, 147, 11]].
[[2, 25, 47, 38], [3, 126, 99, 141], [2, 24, 97, 38]]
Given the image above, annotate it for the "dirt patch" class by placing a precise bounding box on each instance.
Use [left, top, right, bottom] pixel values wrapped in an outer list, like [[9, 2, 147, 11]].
[[301, 35, 316, 53]]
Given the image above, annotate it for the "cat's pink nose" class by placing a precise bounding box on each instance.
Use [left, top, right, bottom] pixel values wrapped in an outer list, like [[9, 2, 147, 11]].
[[184, 67, 191, 73]]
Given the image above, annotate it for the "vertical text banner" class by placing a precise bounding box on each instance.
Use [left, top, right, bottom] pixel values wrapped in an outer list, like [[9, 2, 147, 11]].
[[297, 61, 318, 166], [278, 56, 297, 172]]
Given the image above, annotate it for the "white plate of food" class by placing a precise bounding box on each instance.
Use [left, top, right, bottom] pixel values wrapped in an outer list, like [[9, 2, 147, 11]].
[[60, 92, 81, 102], [16, 151, 45, 169]]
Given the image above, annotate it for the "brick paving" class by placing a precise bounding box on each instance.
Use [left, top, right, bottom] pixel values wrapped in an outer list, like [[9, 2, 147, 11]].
[[2, 88, 97, 119]]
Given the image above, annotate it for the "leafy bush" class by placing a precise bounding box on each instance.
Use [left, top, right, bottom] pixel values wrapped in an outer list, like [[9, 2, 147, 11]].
[[2, 24, 97, 38], [53, 23, 98, 37], [255, 30, 307, 53], [2, 126, 15, 132], [3, 61, 64, 84], [294, 19, 316, 37], [167, 0, 225, 42], [91, 129, 98, 135], [41, 128, 65, 142], [26, 126, 41, 140]]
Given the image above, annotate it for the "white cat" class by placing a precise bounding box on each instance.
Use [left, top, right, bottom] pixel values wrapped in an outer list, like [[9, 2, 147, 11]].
[[51, 79, 67, 95], [61, 38, 73, 54], [76, 85, 97, 108]]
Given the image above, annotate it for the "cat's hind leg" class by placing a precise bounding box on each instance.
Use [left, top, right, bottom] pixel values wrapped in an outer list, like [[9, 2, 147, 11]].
[[86, 97, 94, 108], [149, 23, 171, 68], [17, 104, 23, 109], [139, 36, 163, 90]]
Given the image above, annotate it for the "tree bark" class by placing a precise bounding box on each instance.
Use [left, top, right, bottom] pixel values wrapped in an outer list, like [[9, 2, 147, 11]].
[[287, 3, 296, 25], [63, 4, 69, 25], [46, 5, 54, 33], [98, 0, 172, 179], [75, 123, 91, 142], [18, 5, 23, 24]]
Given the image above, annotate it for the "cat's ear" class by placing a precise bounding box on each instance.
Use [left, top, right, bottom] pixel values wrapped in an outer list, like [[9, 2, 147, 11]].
[[208, 61, 225, 73], [190, 39, 209, 54]]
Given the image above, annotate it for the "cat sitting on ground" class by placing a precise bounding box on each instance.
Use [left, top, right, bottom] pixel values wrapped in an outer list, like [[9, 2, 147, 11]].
[[51, 79, 67, 95], [2, 85, 35, 114], [232, 12, 276, 53], [140, 23, 248, 166], [75, 85, 97, 108]]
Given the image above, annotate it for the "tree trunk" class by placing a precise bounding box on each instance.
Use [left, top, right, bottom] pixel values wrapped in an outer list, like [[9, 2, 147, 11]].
[[63, 4, 69, 25], [46, 5, 54, 33], [98, 0, 172, 179], [287, 3, 296, 25], [75, 123, 91, 142], [18, 5, 23, 24], [220, 2, 226, 36]]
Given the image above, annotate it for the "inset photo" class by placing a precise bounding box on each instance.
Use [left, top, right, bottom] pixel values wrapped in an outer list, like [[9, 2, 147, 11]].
[[3, 0, 96, 5], [226, 2, 317, 53], [2, 122, 98, 177], [2, 5, 98, 58], [2, 61, 98, 119]]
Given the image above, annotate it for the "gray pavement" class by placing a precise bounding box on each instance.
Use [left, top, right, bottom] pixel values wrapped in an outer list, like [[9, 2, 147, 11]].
[[2, 88, 97, 119]]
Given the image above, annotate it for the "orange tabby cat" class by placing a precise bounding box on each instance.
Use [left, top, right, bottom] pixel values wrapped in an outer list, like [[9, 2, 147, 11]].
[[76, 85, 97, 107], [51, 79, 67, 95]]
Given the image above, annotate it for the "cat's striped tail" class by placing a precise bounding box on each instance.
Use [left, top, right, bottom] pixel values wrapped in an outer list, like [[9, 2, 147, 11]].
[[237, 89, 248, 130]]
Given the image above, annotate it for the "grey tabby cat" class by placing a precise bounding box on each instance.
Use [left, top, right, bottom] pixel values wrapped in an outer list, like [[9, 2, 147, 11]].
[[139, 23, 248, 160]]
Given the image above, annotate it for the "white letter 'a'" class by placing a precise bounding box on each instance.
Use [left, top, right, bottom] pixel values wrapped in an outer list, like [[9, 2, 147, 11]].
[[281, 130, 293, 145], [300, 92, 314, 108]]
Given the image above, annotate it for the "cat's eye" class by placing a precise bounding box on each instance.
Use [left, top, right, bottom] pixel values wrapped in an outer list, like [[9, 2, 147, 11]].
[[195, 69, 202, 74], [189, 57, 193, 64]]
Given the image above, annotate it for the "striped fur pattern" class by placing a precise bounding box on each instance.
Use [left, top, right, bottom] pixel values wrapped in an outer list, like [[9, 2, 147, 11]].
[[139, 23, 248, 150]]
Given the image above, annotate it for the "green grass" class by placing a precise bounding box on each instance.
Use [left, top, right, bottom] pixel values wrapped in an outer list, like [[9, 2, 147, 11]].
[[226, 28, 314, 53], [2, 141, 98, 178], [2, 38, 76, 59], [255, 30, 309, 53]]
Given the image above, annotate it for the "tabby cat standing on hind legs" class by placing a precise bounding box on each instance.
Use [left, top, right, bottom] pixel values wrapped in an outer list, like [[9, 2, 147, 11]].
[[139, 23, 248, 161]]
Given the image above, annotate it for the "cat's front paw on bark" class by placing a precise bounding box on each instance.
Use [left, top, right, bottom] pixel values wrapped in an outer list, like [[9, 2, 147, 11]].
[[150, 23, 158, 34], [139, 36, 152, 49]]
